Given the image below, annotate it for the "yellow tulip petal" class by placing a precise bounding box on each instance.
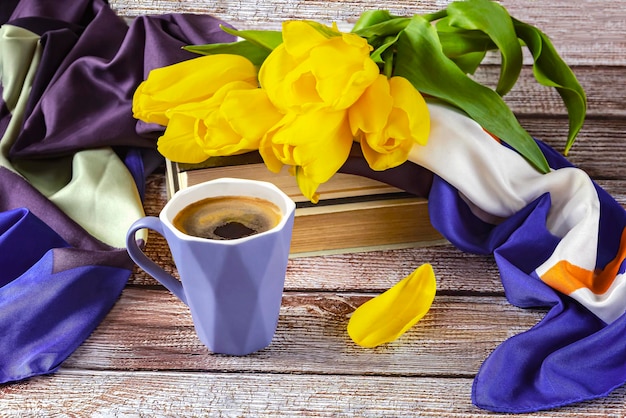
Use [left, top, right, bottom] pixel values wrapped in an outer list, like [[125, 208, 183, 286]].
[[157, 113, 208, 164], [259, 119, 290, 174], [385, 108, 412, 143], [270, 109, 352, 183], [351, 75, 430, 171], [359, 132, 411, 171], [360, 113, 416, 171], [202, 113, 250, 156], [347, 263, 436, 348], [146, 54, 257, 104], [258, 45, 292, 111], [389, 76, 430, 145], [259, 109, 352, 202], [132, 81, 170, 126], [132, 54, 258, 125], [349, 74, 393, 135], [259, 21, 378, 112], [159, 81, 279, 160], [221, 88, 283, 140], [311, 36, 378, 109], [295, 166, 321, 203], [282, 20, 329, 57]]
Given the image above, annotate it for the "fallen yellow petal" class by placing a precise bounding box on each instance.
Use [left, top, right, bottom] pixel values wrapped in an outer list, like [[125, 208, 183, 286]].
[[347, 263, 436, 348]]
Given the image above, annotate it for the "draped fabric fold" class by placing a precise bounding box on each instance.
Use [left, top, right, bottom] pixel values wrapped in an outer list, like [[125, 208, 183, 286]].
[[408, 104, 626, 412], [0, 0, 234, 383], [0, 166, 132, 383], [2, 0, 236, 246]]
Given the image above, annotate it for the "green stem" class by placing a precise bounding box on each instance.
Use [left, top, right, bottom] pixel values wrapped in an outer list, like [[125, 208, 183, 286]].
[[382, 36, 395, 77]]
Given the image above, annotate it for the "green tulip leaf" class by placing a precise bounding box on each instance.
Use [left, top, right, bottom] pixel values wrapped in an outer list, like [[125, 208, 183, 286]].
[[369, 32, 400, 65], [184, 26, 282, 67], [436, 29, 494, 59], [352, 17, 410, 75], [436, 28, 494, 74], [183, 40, 271, 66], [352, 17, 411, 43], [513, 19, 587, 154], [220, 26, 283, 50], [448, 51, 489, 75], [394, 15, 550, 173], [352, 9, 396, 32], [446, 0, 522, 96]]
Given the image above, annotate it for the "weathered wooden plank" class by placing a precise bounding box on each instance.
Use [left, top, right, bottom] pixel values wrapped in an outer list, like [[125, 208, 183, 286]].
[[108, 0, 626, 65], [597, 180, 626, 200], [284, 244, 502, 293], [524, 120, 626, 179], [1, 369, 623, 417], [497, 66, 626, 118], [63, 289, 544, 376]]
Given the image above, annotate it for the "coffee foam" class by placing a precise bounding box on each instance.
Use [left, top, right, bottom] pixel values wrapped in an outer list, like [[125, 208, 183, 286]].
[[173, 196, 281, 240]]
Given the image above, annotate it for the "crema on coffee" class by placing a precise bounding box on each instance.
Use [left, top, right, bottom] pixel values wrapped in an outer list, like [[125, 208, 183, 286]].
[[172, 196, 281, 240]]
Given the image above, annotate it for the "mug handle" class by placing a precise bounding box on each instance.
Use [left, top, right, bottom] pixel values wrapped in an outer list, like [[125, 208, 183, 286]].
[[126, 216, 188, 305]]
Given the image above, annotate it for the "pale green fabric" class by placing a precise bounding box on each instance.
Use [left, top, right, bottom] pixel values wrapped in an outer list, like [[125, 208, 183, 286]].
[[18, 148, 146, 248], [0, 25, 41, 171], [0, 25, 40, 111], [0, 24, 145, 247]]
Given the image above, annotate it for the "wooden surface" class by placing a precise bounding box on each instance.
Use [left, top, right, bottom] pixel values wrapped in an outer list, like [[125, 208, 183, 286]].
[[2, 0, 626, 416]]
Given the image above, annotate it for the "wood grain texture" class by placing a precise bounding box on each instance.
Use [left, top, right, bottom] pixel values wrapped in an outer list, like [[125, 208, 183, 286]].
[[108, 0, 626, 65], [63, 289, 541, 376], [3, 369, 624, 417]]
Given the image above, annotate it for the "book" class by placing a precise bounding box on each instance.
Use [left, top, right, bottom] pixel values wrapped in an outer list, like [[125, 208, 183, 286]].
[[165, 150, 444, 256], [291, 194, 444, 256], [165, 150, 403, 202]]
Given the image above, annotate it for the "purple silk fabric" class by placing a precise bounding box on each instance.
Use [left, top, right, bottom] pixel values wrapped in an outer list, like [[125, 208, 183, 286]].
[[5, 0, 235, 163], [0, 0, 234, 383], [340, 153, 433, 199]]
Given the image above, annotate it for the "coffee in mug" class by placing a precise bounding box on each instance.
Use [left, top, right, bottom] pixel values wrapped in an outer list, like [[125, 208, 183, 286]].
[[172, 196, 281, 240]]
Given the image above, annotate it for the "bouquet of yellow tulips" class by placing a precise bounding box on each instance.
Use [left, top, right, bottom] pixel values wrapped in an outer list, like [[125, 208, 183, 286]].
[[132, 0, 585, 204]]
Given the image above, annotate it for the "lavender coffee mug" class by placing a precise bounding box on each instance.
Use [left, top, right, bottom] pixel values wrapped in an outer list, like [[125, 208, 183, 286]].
[[126, 178, 295, 355]]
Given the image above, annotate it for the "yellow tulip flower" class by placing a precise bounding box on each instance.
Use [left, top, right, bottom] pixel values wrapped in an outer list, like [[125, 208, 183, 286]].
[[349, 75, 430, 171], [259, 108, 353, 202], [157, 81, 282, 163], [132, 54, 258, 126], [258, 20, 379, 113]]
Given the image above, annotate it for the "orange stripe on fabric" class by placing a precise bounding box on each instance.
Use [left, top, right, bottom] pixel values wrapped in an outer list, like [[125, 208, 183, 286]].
[[541, 229, 626, 295], [483, 129, 501, 144]]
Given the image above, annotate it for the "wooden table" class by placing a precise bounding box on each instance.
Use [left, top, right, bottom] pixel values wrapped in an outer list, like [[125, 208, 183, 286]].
[[2, 0, 625, 416]]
